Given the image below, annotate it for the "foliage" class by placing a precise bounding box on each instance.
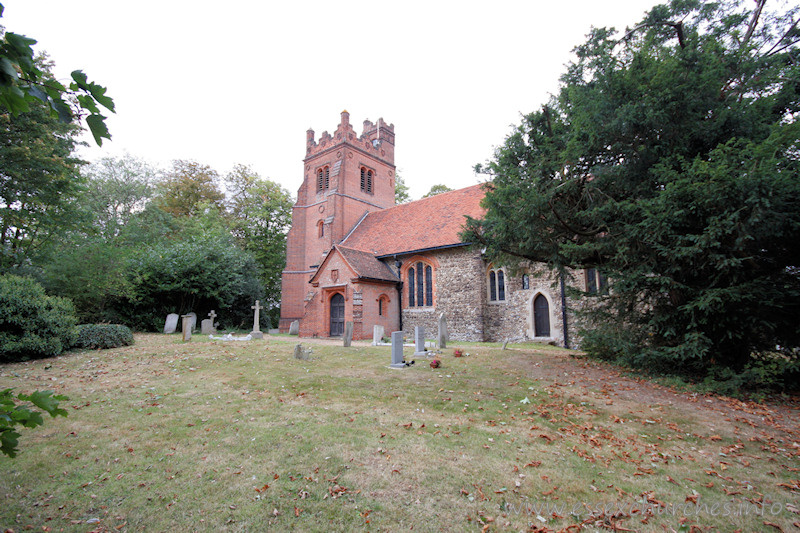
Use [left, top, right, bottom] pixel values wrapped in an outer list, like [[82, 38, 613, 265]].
[[0, 388, 67, 458], [0, 55, 86, 271], [0, 3, 114, 145], [80, 154, 159, 238], [0, 274, 77, 363], [422, 184, 453, 198], [123, 234, 264, 331], [74, 323, 133, 350], [224, 164, 292, 325], [465, 0, 800, 381], [155, 160, 224, 217], [394, 171, 411, 204]]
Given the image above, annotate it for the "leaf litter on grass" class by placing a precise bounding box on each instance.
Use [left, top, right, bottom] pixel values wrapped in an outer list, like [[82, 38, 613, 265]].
[[0, 334, 798, 531]]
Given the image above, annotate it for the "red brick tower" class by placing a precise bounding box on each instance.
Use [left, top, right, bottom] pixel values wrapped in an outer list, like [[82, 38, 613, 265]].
[[279, 111, 396, 332]]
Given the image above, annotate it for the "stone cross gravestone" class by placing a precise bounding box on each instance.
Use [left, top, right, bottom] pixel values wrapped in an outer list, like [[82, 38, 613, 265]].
[[288, 320, 300, 335], [251, 300, 264, 339], [372, 324, 385, 346], [164, 313, 179, 334], [343, 321, 353, 347], [414, 326, 426, 356], [390, 331, 405, 368], [437, 313, 448, 349], [181, 315, 192, 342]]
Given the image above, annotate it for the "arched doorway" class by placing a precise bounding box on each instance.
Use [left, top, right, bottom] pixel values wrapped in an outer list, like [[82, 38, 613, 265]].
[[533, 294, 550, 337], [329, 293, 345, 337]]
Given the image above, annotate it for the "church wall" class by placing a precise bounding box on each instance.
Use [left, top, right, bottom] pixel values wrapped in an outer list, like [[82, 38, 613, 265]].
[[400, 247, 487, 342]]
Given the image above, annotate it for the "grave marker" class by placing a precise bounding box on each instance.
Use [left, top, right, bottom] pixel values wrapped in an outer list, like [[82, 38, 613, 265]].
[[251, 300, 264, 339], [390, 331, 405, 368], [164, 313, 179, 334]]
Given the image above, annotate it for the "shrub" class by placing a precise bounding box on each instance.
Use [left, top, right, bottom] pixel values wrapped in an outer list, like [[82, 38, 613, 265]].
[[0, 275, 77, 363], [74, 324, 134, 350]]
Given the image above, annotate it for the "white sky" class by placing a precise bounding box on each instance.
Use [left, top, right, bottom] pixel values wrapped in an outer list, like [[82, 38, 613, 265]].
[[3, 0, 659, 200]]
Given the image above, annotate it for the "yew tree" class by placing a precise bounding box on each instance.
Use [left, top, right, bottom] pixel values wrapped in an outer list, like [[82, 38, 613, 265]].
[[465, 0, 800, 378]]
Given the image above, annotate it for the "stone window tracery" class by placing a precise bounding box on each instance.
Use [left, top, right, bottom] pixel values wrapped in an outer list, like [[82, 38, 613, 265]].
[[488, 266, 506, 302]]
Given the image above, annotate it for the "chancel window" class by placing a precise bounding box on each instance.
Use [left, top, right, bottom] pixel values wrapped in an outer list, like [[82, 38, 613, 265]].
[[586, 268, 608, 294], [488, 267, 506, 302], [407, 261, 433, 307]]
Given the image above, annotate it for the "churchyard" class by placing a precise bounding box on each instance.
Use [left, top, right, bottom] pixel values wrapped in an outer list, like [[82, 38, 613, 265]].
[[1, 334, 798, 532]]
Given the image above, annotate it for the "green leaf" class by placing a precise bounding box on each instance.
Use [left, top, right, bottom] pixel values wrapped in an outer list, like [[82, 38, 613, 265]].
[[19, 390, 68, 418], [86, 113, 111, 146], [0, 428, 21, 459]]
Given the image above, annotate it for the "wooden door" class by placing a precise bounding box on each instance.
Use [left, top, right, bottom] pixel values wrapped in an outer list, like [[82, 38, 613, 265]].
[[330, 293, 345, 337], [534, 294, 550, 337]]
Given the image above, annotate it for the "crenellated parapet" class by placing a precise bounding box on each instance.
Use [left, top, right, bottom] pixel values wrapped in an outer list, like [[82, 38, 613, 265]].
[[305, 110, 395, 165]]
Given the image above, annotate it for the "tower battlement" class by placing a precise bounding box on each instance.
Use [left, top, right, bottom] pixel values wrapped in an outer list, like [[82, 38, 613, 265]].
[[305, 110, 395, 165]]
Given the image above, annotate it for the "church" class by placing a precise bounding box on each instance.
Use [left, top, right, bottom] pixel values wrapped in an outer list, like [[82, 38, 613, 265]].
[[279, 111, 595, 345]]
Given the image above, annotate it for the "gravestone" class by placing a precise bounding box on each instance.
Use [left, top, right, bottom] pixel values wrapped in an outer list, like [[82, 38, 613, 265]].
[[390, 331, 405, 368], [414, 326, 426, 356], [181, 315, 192, 342], [343, 321, 353, 347], [437, 313, 448, 349], [164, 313, 179, 334], [288, 320, 300, 335], [185, 312, 197, 332], [372, 324, 385, 346], [294, 344, 312, 361], [200, 319, 214, 335], [250, 300, 264, 339], [268, 328, 280, 335]]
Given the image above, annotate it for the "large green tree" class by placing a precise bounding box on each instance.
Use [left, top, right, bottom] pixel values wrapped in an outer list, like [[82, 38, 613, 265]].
[[465, 0, 800, 379], [224, 164, 292, 325], [156, 160, 224, 217], [0, 55, 85, 271]]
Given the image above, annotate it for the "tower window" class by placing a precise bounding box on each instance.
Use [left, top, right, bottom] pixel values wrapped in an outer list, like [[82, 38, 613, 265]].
[[316, 166, 330, 192], [317, 220, 324, 238], [360, 167, 374, 194]]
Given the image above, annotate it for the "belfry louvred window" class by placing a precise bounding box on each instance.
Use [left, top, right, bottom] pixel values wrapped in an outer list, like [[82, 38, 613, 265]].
[[360, 167, 373, 194], [316, 166, 330, 192]]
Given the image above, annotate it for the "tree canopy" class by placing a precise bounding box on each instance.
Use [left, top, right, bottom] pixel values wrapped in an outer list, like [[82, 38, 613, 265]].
[[464, 0, 800, 381]]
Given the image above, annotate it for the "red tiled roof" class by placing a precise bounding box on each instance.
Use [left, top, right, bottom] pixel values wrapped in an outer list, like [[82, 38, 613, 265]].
[[341, 183, 486, 256], [337, 246, 399, 282]]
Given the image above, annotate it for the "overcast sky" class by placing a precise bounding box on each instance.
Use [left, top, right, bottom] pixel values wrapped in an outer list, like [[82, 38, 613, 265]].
[[3, 1, 659, 199]]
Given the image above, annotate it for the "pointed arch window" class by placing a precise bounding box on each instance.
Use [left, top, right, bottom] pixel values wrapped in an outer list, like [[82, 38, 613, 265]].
[[317, 220, 325, 238], [316, 166, 330, 192], [360, 166, 374, 194], [488, 266, 506, 302], [406, 261, 434, 307]]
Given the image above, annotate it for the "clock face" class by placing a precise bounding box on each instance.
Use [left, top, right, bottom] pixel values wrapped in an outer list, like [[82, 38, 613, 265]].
[[372, 139, 381, 148]]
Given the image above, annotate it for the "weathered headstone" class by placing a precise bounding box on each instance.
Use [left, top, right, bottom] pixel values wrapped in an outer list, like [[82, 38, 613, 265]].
[[200, 319, 214, 335], [372, 324, 385, 346], [502, 339, 510, 350], [289, 320, 300, 335], [186, 312, 197, 332], [164, 313, 179, 334], [343, 321, 353, 347], [251, 300, 264, 339], [294, 343, 312, 361], [414, 326, 426, 356], [268, 328, 280, 335], [437, 313, 448, 349], [390, 331, 405, 368], [181, 315, 192, 342], [208, 310, 218, 331]]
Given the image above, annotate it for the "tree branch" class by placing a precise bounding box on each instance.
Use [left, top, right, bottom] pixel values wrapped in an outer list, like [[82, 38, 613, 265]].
[[621, 21, 685, 49], [741, 0, 767, 51]]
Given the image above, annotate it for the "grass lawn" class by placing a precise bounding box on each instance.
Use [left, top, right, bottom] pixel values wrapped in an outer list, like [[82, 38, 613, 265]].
[[1, 334, 798, 532]]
